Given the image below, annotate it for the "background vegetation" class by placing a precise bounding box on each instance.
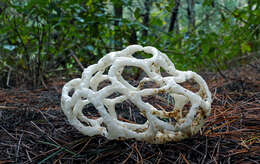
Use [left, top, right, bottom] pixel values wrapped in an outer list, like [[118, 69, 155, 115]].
[[0, 0, 259, 88]]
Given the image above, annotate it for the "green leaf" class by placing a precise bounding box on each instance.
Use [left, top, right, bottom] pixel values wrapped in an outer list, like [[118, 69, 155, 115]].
[[202, 0, 213, 6], [241, 42, 251, 53], [165, 5, 172, 12], [134, 8, 141, 19]]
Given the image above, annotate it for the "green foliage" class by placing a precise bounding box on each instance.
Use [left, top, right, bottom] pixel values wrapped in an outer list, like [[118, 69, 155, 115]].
[[0, 0, 259, 87], [0, 0, 112, 86]]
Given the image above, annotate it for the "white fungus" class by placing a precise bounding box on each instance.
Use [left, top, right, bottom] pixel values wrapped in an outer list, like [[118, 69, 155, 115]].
[[61, 45, 212, 143]]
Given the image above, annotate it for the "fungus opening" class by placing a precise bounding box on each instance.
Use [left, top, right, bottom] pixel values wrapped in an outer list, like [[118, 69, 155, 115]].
[[97, 80, 111, 91], [106, 92, 122, 99], [138, 80, 160, 89], [160, 67, 171, 77], [115, 100, 147, 124], [68, 88, 75, 97], [179, 79, 200, 93], [132, 51, 153, 59], [82, 103, 101, 119], [142, 93, 175, 112], [122, 66, 147, 87]]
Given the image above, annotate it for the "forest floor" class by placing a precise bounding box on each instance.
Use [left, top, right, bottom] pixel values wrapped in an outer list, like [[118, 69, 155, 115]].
[[0, 60, 259, 164]]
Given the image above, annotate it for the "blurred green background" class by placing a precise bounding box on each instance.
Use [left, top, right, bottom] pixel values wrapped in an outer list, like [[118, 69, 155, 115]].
[[0, 0, 259, 87]]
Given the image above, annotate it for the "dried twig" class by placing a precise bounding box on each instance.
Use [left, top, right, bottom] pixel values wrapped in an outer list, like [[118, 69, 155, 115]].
[[70, 50, 84, 71]]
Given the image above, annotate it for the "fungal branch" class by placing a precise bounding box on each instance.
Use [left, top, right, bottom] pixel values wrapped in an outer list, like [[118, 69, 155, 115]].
[[61, 45, 212, 143]]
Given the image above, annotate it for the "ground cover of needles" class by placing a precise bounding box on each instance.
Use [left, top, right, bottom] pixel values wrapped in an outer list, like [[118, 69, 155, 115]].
[[0, 60, 259, 164]]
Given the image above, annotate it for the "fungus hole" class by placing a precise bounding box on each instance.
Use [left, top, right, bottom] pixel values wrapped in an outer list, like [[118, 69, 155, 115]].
[[179, 79, 200, 93], [122, 66, 147, 87], [82, 103, 101, 119], [157, 117, 177, 124], [79, 118, 91, 127], [138, 80, 160, 89], [115, 100, 147, 124], [100, 122, 106, 127], [133, 52, 153, 59], [81, 96, 87, 100], [142, 91, 179, 124], [90, 71, 98, 78], [142, 92, 175, 112], [103, 65, 111, 75], [192, 107, 205, 127], [160, 67, 171, 77], [97, 80, 111, 91], [106, 92, 122, 99], [182, 101, 192, 118], [68, 88, 75, 97]]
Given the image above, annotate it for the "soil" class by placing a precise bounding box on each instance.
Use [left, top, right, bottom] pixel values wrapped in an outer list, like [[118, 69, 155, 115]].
[[0, 60, 259, 164]]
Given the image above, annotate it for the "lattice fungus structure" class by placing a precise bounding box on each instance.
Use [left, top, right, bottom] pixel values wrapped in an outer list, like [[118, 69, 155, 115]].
[[61, 45, 212, 144]]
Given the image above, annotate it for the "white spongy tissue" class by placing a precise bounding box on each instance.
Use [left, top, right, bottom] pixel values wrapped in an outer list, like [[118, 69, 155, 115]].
[[61, 45, 212, 143]]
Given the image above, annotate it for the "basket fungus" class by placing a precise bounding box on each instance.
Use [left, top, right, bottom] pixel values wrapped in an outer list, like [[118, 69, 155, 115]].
[[61, 45, 212, 144]]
